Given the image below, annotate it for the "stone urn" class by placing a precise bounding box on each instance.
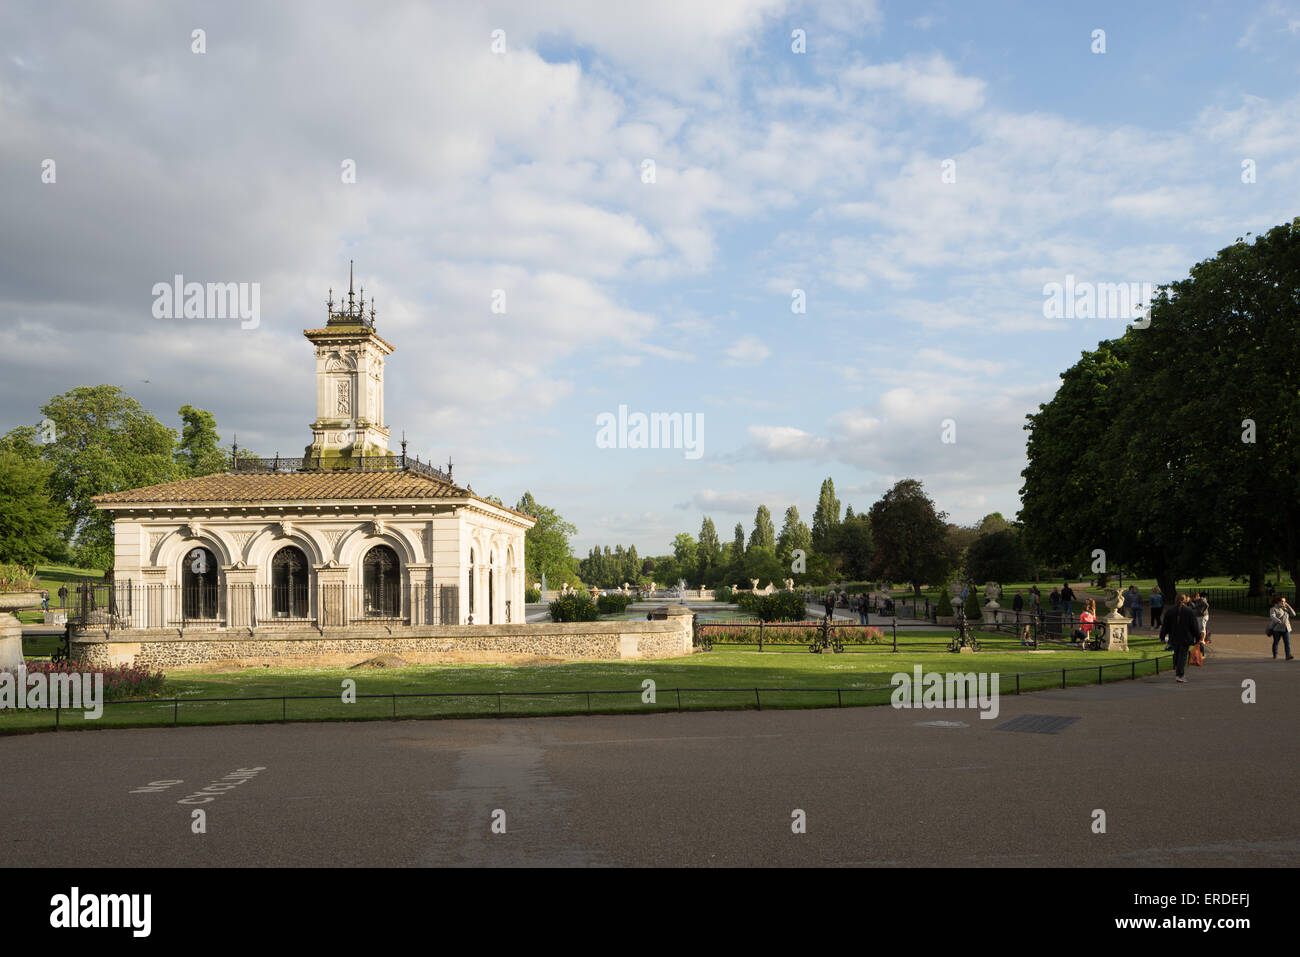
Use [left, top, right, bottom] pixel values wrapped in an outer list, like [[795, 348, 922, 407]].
[[0, 591, 44, 671], [982, 582, 1003, 625]]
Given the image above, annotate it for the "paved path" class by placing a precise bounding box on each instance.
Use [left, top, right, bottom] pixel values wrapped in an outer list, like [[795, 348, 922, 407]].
[[1, 644, 1294, 867]]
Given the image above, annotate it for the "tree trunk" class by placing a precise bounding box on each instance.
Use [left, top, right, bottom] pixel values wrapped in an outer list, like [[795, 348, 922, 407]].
[[1249, 560, 1264, 597], [1156, 570, 1177, 607]]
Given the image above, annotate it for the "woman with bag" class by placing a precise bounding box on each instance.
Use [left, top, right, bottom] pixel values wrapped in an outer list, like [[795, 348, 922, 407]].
[[1268, 595, 1295, 660]]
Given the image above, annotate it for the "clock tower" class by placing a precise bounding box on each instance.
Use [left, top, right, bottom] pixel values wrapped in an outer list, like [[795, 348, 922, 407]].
[[303, 262, 395, 468]]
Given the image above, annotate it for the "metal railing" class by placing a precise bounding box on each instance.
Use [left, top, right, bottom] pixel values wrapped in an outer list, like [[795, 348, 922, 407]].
[[10, 652, 1176, 733], [230, 451, 453, 484], [69, 582, 458, 630]]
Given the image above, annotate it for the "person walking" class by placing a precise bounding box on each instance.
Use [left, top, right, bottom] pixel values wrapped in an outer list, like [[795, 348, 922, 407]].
[[1160, 593, 1199, 682], [1012, 589, 1024, 624], [40, 589, 49, 612], [1149, 586, 1163, 631], [823, 591, 835, 619], [57, 584, 68, 609], [858, 594, 870, 626], [1060, 582, 1075, 618], [1126, 585, 1143, 628], [1192, 591, 1210, 647], [1268, 594, 1295, 660]]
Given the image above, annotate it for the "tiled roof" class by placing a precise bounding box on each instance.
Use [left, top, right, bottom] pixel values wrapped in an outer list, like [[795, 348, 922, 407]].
[[92, 469, 532, 521]]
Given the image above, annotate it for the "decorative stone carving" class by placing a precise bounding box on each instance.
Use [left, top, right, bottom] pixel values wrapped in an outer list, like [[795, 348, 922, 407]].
[[278, 521, 294, 538], [370, 520, 385, 537], [183, 522, 202, 539]]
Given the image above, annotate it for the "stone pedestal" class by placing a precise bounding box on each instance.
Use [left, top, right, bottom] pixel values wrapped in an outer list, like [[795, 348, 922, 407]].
[[0, 614, 24, 671], [982, 601, 1001, 626], [0, 592, 44, 671], [1102, 611, 1129, 651]]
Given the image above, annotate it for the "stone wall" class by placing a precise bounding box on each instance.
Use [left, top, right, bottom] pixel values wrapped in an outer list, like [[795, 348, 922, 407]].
[[70, 611, 695, 670]]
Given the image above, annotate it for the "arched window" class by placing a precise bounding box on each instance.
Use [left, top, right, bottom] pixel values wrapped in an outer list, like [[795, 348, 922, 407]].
[[468, 549, 475, 621], [271, 546, 309, 618], [182, 546, 219, 620], [488, 551, 495, 625], [363, 544, 400, 617]]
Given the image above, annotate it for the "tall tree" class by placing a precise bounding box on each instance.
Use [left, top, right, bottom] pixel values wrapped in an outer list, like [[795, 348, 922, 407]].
[[834, 511, 874, 580], [515, 491, 580, 587], [672, 533, 697, 583], [0, 451, 69, 564], [39, 385, 180, 568], [697, 517, 721, 581], [749, 504, 775, 552], [175, 405, 227, 477], [732, 522, 745, 555], [811, 477, 841, 554], [776, 505, 813, 568], [868, 478, 951, 596]]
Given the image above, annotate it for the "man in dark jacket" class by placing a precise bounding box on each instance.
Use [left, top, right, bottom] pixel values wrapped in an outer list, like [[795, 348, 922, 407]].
[[1159, 593, 1199, 682]]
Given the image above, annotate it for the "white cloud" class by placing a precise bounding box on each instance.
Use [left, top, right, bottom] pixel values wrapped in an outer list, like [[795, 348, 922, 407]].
[[724, 336, 772, 365]]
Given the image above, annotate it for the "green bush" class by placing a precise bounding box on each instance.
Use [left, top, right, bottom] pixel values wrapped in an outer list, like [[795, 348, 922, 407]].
[[548, 593, 598, 622], [964, 586, 981, 620], [936, 588, 953, 617], [714, 585, 734, 604], [524, 587, 542, 603], [596, 592, 631, 615], [736, 590, 807, 622], [0, 563, 39, 591]]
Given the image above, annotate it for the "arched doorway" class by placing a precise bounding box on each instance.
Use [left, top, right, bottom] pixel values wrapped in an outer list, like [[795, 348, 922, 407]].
[[363, 544, 400, 617], [271, 546, 309, 618], [182, 545, 220, 620]]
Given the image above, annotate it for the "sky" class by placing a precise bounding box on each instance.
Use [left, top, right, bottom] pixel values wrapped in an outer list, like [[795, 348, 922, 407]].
[[1, 0, 1298, 556]]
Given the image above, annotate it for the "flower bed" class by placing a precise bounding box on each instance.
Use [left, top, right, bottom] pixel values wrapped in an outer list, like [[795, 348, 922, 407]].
[[4, 660, 167, 700]]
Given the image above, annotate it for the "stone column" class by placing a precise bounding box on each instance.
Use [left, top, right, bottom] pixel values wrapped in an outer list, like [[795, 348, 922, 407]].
[[406, 563, 433, 625], [223, 564, 258, 630], [315, 564, 350, 628]]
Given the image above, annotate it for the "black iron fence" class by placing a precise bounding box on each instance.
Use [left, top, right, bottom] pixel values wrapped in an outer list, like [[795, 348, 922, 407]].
[[70, 582, 458, 630], [9, 652, 1176, 733]]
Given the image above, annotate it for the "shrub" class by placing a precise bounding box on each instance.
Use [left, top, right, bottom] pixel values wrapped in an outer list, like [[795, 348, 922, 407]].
[[714, 585, 734, 604], [548, 593, 598, 622], [701, 623, 885, 645], [964, 586, 982, 620], [596, 592, 631, 615], [0, 564, 39, 592], [524, 587, 542, 603], [936, 587, 953, 617]]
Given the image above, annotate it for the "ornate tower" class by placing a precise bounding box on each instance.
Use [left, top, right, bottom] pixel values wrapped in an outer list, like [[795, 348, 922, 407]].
[[303, 262, 395, 468]]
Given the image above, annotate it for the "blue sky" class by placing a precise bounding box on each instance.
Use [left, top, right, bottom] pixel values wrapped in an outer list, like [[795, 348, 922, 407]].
[[1, 0, 1297, 555]]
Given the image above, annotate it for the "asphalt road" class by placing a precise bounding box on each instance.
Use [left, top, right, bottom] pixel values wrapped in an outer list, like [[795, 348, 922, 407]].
[[2, 636, 1295, 867]]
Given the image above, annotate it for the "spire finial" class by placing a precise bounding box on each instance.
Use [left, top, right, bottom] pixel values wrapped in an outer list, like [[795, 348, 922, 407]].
[[348, 260, 355, 311]]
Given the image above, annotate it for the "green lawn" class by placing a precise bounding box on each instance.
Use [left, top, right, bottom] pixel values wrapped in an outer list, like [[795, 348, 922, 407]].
[[13, 563, 103, 624], [0, 640, 1172, 734]]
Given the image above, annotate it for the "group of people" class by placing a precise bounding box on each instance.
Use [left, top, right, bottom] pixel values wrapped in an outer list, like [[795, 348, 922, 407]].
[[812, 590, 891, 625]]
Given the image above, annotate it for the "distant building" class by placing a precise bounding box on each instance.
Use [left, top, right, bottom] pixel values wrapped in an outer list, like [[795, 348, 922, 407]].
[[93, 264, 533, 629]]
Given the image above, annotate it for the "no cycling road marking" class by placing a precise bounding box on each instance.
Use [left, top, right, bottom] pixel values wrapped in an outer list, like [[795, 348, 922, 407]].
[[127, 766, 267, 804]]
